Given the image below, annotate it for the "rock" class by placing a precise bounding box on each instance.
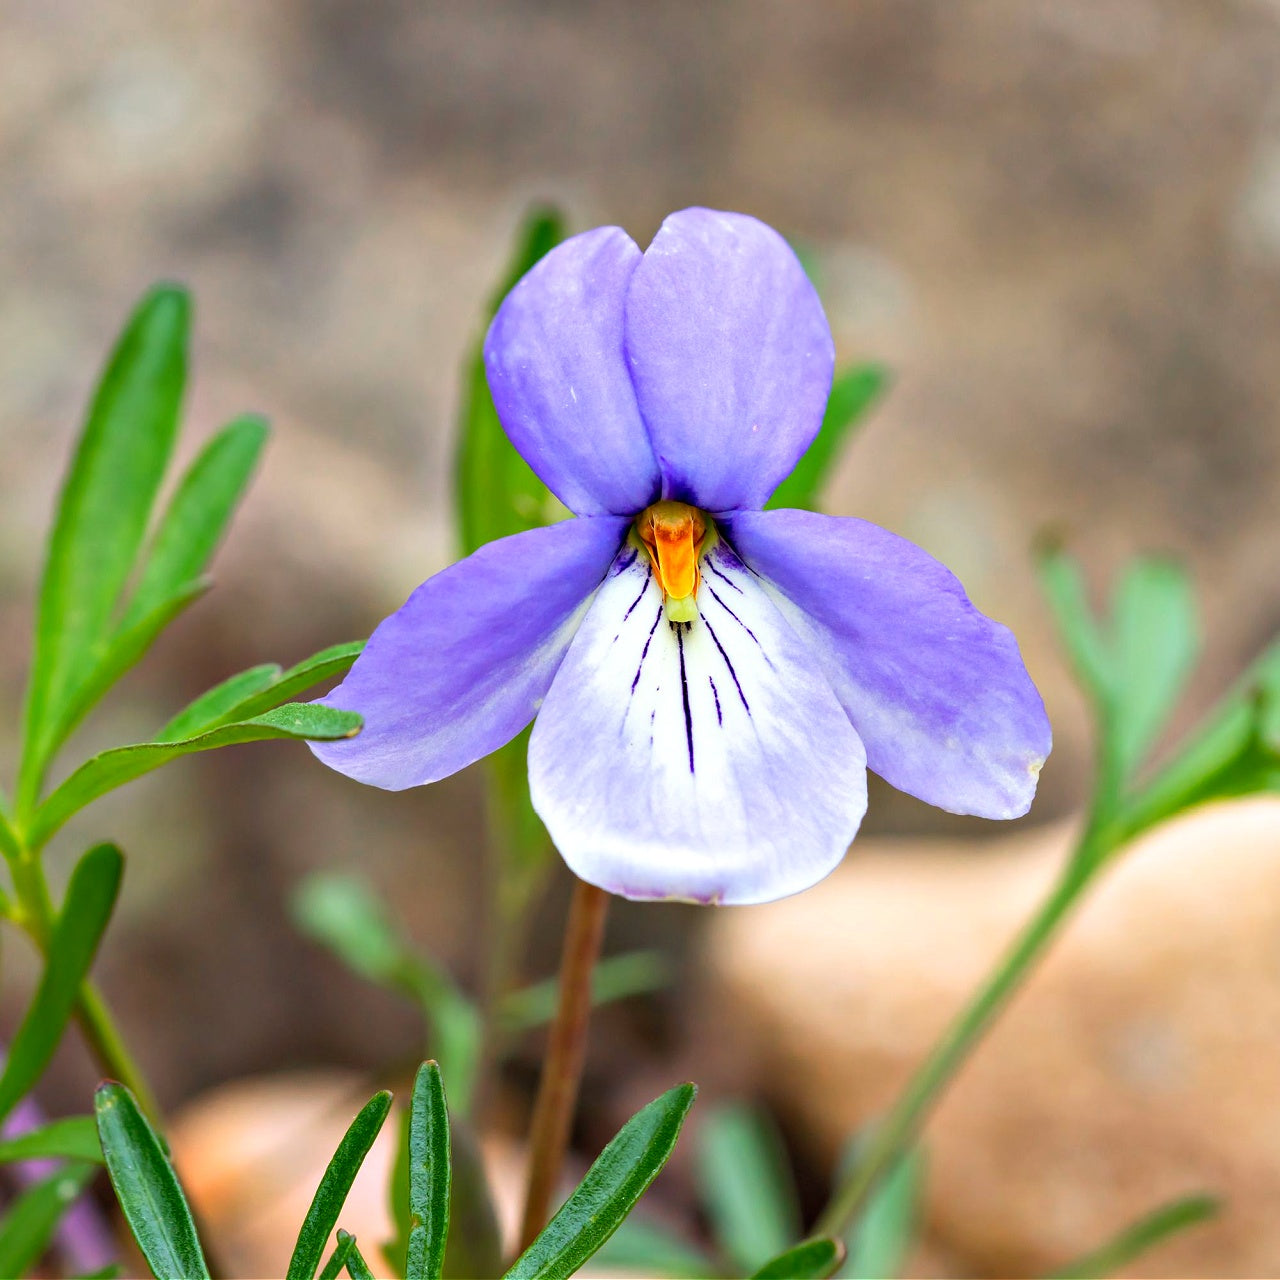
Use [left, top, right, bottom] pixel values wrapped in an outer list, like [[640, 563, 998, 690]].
[[704, 797, 1280, 1278]]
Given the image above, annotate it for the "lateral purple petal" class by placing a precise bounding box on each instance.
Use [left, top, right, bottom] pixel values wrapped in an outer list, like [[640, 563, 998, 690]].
[[623, 208, 834, 513], [485, 227, 661, 516], [311, 516, 628, 789], [728, 509, 1052, 818]]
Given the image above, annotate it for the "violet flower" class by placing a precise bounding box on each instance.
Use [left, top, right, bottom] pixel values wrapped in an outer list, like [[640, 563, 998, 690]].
[[313, 208, 1050, 905]]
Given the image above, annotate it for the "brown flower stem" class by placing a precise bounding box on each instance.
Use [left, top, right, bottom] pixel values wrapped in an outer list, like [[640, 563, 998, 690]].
[[517, 876, 610, 1251]]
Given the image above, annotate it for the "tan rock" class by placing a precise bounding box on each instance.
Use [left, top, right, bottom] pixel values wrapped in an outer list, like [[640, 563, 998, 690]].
[[704, 797, 1280, 1278]]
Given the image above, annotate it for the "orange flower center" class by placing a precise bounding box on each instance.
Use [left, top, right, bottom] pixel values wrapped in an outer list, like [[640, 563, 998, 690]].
[[635, 501, 708, 608]]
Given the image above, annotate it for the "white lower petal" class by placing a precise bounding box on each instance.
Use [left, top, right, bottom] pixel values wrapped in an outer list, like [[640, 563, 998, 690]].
[[529, 537, 867, 905]]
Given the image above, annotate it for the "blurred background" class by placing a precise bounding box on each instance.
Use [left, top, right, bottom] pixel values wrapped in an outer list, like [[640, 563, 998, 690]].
[[2, 2, 1280, 1275]]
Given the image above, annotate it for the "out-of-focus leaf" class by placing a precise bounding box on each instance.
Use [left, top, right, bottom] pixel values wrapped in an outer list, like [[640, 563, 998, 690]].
[[1036, 542, 1112, 701], [486, 727, 552, 881], [123, 413, 267, 626], [20, 286, 189, 801], [753, 1237, 845, 1280], [455, 207, 566, 559], [29, 704, 361, 850], [0, 844, 122, 1124], [0, 1115, 102, 1164], [766, 365, 887, 512], [504, 1083, 696, 1280], [1110, 558, 1198, 779], [385, 1107, 412, 1278], [287, 1091, 392, 1280], [75, 1266, 123, 1279], [1044, 1194, 1218, 1280], [499, 950, 673, 1033], [320, 1230, 358, 1280], [697, 1102, 801, 1274], [406, 1062, 450, 1280], [95, 1081, 209, 1280], [441, 1119, 502, 1280], [291, 873, 481, 1114], [841, 1147, 922, 1279], [0, 1164, 96, 1278], [590, 1217, 718, 1279], [0, 796, 21, 861]]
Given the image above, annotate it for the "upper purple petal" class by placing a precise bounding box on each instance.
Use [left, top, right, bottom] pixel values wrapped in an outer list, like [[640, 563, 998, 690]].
[[311, 516, 628, 789], [623, 208, 835, 513], [727, 509, 1052, 818], [484, 227, 661, 516]]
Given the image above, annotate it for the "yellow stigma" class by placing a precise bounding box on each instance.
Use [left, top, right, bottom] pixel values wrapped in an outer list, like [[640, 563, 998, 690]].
[[636, 500, 709, 620]]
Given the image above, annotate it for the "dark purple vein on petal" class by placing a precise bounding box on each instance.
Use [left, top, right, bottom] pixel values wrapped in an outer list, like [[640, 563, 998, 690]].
[[676, 622, 695, 772], [630, 607, 664, 694], [702, 616, 749, 713], [709, 675, 722, 725]]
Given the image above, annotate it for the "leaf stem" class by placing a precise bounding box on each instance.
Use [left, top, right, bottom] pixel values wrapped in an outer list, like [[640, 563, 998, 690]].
[[518, 876, 610, 1251]]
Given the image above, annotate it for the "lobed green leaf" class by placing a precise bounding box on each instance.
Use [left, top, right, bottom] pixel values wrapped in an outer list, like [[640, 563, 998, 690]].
[[0, 844, 123, 1124], [29, 704, 361, 850], [504, 1083, 696, 1280], [1045, 1193, 1218, 1280], [697, 1102, 802, 1275], [753, 1237, 845, 1280], [766, 364, 887, 512], [95, 1082, 209, 1280], [406, 1062, 450, 1280], [286, 1090, 392, 1280], [0, 1115, 103, 1165], [21, 286, 190, 801], [0, 1164, 96, 1279]]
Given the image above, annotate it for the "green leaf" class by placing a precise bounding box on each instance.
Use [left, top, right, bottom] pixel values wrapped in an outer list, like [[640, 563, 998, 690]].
[[696, 1102, 801, 1274], [766, 364, 887, 512], [841, 1147, 922, 1279], [0, 1115, 103, 1164], [320, 1230, 359, 1280], [0, 797, 21, 862], [29, 704, 361, 850], [0, 1164, 96, 1279], [1044, 1193, 1218, 1280], [406, 1062, 450, 1280], [441, 1120, 503, 1280], [499, 950, 673, 1033], [76, 1266, 123, 1280], [287, 1090, 393, 1280], [753, 1237, 845, 1280], [1109, 558, 1199, 779], [0, 843, 123, 1124], [343, 1232, 378, 1280], [220, 641, 365, 721], [155, 663, 284, 743], [20, 286, 190, 803], [504, 1083, 696, 1280], [1036, 541, 1112, 702], [123, 413, 268, 627], [485, 727, 554, 883], [455, 207, 566, 559], [95, 1081, 209, 1280], [590, 1218, 718, 1279]]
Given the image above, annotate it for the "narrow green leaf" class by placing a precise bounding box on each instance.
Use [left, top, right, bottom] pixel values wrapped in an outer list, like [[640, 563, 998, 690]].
[[0, 1115, 103, 1164], [455, 207, 565, 558], [22, 286, 190, 801], [441, 1120, 502, 1280], [842, 1147, 922, 1279], [320, 1230, 358, 1280], [0, 844, 123, 1124], [1036, 542, 1112, 702], [753, 1237, 845, 1280], [590, 1217, 718, 1279], [1045, 1193, 1218, 1280], [155, 664, 283, 743], [766, 364, 888, 512], [406, 1062, 450, 1280], [385, 1108, 413, 1278], [504, 1083, 697, 1280], [222, 641, 365, 722], [287, 1090, 393, 1280], [344, 1232, 377, 1280], [29, 704, 361, 850], [95, 1081, 209, 1280], [499, 950, 673, 1033], [124, 413, 268, 627], [49, 579, 212, 755], [1110, 557, 1199, 780], [697, 1102, 802, 1274], [0, 1164, 96, 1279], [76, 1265, 123, 1279], [0, 797, 21, 861]]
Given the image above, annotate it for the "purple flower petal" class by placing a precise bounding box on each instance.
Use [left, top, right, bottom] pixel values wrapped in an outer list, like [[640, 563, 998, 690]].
[[312, 516, 628, 789], [485, 227, 661, 516], [623, 208, 834, 513], [728, 510, 1051, 819], [529, 536, 867, 905]]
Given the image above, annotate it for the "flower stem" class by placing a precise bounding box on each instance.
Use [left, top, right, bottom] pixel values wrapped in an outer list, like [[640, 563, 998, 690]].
[[816, 838, 1101, 1240], [518, 876, 610, 1251]]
